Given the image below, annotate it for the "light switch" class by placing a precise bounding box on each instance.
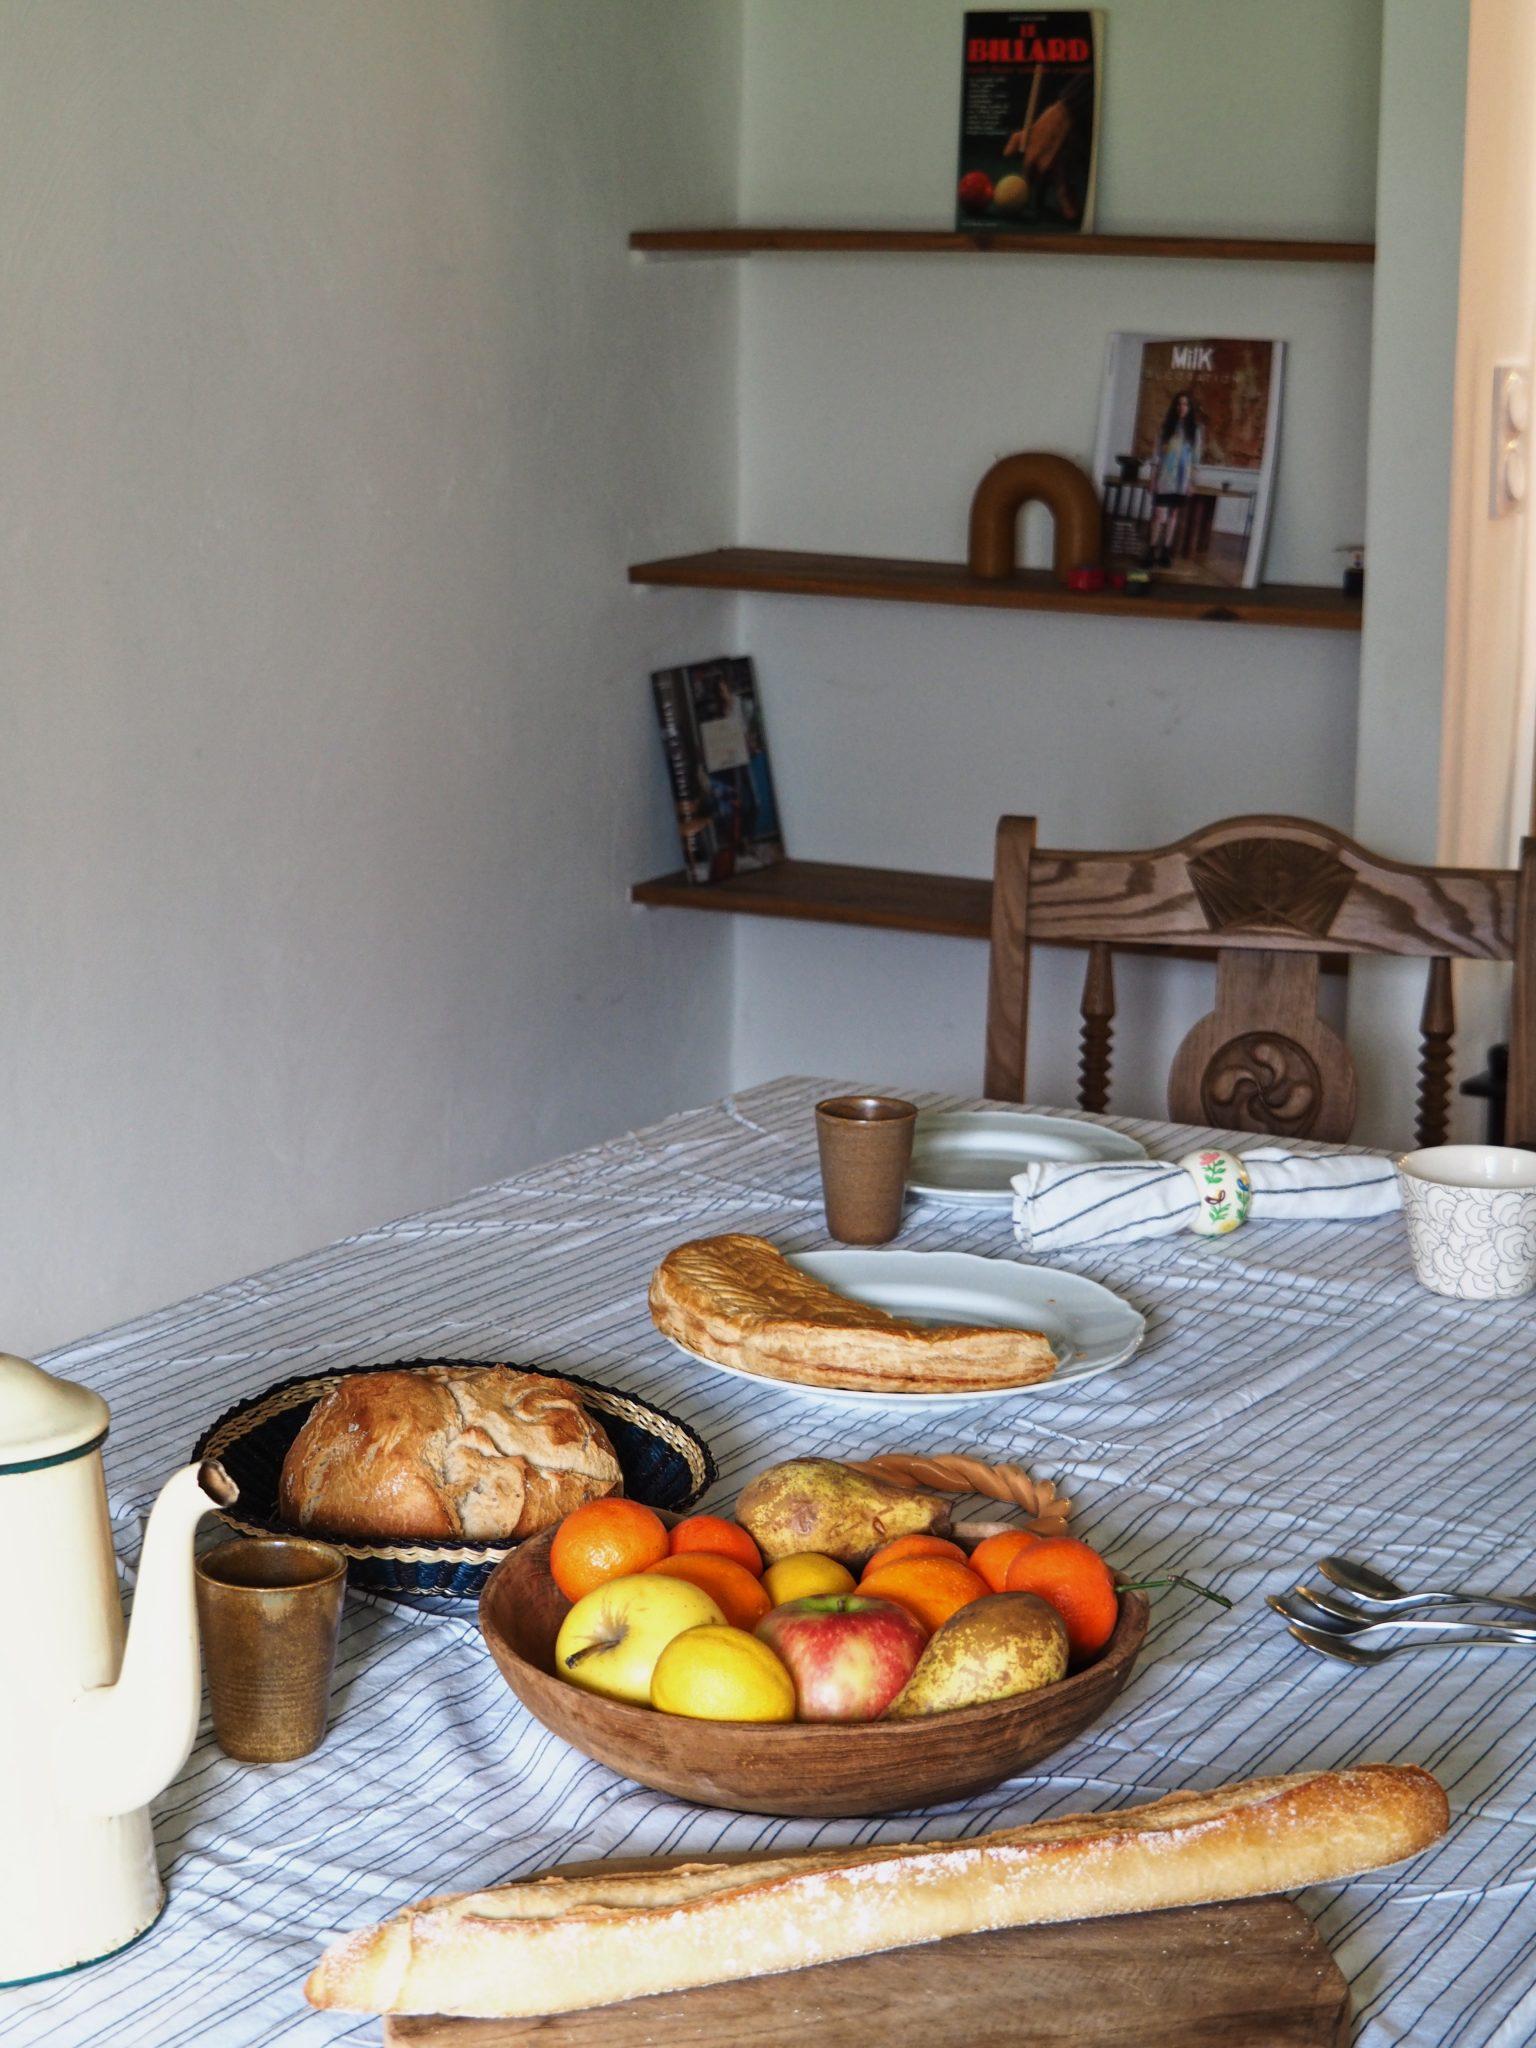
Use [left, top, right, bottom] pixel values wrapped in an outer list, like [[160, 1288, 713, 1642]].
[[1491, 361, 1531, 517]]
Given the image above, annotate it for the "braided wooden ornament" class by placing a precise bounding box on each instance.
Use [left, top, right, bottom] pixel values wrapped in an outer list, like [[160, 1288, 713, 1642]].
[[844, 1453, 1072, 1537]]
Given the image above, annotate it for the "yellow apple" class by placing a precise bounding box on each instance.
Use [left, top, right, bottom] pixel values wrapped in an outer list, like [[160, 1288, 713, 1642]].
[[651, 1624, 796, 1722], [554, 1573, 725, 1705], [762, 1553, 856, 1605]]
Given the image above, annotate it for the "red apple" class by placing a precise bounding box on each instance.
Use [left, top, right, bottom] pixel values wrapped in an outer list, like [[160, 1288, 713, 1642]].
[[755, 1595, 927, 1722]]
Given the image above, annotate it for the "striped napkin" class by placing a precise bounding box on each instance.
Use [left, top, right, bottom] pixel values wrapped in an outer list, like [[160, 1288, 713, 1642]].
[[1011, 1145, 1401, 1254]]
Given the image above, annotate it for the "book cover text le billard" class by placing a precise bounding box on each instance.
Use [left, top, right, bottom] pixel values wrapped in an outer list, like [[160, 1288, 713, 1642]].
[[957, 13, 1102, 235]]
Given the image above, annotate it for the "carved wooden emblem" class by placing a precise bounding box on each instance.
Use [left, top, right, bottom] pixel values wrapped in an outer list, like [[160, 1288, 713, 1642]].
[[1187, 839, 1354, 940], [1200, 1031, 1323, 1137]]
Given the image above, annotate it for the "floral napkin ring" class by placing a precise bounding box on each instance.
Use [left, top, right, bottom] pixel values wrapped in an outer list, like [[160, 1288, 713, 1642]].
[[1178, 1148, 1253, 1236]]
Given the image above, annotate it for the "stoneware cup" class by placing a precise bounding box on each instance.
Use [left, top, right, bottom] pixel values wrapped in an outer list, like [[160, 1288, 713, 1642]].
[[195, 1536, 346, 1763], [1396, 1145, 1536, 1300], [815, 1094, 917, 1245]]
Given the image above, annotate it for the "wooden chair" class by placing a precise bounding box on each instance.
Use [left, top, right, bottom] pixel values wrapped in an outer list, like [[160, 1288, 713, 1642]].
[[984, 814, 1536, 1147]]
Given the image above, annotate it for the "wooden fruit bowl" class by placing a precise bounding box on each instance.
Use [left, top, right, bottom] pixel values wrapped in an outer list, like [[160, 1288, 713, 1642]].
[[478, 1519, 1148, 1817]]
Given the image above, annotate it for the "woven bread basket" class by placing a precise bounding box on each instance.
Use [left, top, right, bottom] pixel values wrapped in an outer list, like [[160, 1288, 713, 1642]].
[[193, 1359, 715, 1601]]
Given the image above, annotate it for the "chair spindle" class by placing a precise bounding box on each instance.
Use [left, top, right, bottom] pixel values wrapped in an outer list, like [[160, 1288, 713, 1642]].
[[1078, 942, 1116, 1113], [1416, 955, 1454, 1148]]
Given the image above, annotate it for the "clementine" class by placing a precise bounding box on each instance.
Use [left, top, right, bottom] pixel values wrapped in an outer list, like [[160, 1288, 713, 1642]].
[[550, 1498, 669, 1602], [861, 1533, 968, 1577], [646, 1553, 772, 1630], [1003, 1537, 1118, 1663], [668, 1514, 764, 1578], [969, 1529, 1042, 1593], [857, 1557, 987, 1634]]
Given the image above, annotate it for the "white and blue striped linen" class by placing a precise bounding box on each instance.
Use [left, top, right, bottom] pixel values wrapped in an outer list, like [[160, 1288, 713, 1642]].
[[1013, 1144, 1402, 1252], [5, 1077, 1534, 2047]]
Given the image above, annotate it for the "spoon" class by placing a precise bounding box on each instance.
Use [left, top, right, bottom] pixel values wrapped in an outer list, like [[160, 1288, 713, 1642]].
[[1269, 1593, 1536, 1642], [1286, 1617, 1536, 1664], [1317, 1556, 1536, 1619]]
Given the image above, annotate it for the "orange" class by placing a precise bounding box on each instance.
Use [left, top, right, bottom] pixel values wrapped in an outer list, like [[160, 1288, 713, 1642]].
[[646, 1553, 772, 1630], [858, 1557, 988, 1635], [668, 1514, 764, 1578], [1004, 1537, 1118, 1664], [969, 1529, 1043, 1593], [861, 1533, 969, 1577], [550, 1498, 669, 1601]]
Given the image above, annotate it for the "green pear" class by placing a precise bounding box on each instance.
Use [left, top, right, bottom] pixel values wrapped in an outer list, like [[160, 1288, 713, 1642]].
[[884, 1592, 1068, 1717], [735, 1458, 950, 1566]]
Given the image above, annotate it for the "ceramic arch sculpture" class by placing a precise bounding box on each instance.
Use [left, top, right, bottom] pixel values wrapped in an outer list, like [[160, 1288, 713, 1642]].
[[967, 452, 1102, 585]]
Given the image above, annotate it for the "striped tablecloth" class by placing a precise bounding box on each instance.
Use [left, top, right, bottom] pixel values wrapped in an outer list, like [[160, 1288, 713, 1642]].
[[6, 1076, 1534, 2047]]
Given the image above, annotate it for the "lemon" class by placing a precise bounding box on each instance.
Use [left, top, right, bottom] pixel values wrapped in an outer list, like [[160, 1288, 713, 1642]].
[[650, 1624, 797, 1722], [762, 1552, 856, 1605]]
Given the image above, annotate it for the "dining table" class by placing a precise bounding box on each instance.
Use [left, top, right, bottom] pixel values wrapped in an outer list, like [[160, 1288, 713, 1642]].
[[4, 1074, 1534, 2048]]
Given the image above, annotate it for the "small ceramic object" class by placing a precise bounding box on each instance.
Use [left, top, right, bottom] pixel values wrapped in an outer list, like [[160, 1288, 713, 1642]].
[[195, 1537, 346, 1763], [1179, 1149, 1253, 1236], [0, 1353, 237, 1986], [1396, 1145, 1536, 1299], [815, 1095, 917, 1245]]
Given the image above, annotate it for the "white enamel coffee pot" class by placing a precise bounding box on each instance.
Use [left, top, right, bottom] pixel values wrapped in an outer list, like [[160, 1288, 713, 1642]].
[[0, 1352, 237, 1985]]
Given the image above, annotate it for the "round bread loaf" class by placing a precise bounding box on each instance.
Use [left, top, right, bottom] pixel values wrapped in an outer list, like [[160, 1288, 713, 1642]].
[[278, 1366, 623, 1544]]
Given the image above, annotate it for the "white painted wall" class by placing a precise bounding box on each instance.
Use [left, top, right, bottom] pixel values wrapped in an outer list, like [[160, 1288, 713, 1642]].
[[1348, 0, 1470, 1141], [0, 0, 742, 1351], [722, 0, 1379, 1120], [1440, 0, 1536, 868], [1433, 0, 1536, 1131]]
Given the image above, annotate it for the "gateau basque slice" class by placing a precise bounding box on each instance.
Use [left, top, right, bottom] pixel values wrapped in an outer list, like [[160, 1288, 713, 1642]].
[[648, 1234, 1058, 1394]]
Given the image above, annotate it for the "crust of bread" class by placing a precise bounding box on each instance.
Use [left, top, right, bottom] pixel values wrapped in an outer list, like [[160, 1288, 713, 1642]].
[[277, 1366, 622, 1544], [305, 1763, 1447, 2017], [648, 1234, 1058, 1393]]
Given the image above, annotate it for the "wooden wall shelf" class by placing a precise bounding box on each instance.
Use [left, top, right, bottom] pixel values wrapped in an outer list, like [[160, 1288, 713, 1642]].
[[629, 548, 1363, 632], [633, 859, 991, 938], [632, 859, 1350, 973], [630, 227, 1375, 265]]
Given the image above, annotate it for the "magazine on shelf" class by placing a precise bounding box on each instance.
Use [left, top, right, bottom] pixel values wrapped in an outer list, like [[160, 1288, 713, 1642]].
[[1090, 335, 1286, 590], [956, 12, 1102, 235], [650, 657, 784, 886]]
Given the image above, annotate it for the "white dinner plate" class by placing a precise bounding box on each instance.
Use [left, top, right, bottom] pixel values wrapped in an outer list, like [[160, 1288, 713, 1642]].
[[668, 1248, 1146, 1410], [907, 1109, 1148, 1207]]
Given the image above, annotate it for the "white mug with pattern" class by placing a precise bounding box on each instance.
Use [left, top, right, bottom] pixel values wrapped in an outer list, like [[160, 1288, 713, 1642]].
[[1396, 1145, 1536, 1300]]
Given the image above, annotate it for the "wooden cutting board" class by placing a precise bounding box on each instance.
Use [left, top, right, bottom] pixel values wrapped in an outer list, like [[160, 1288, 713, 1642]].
[[382, 1898, 1350, 2047]]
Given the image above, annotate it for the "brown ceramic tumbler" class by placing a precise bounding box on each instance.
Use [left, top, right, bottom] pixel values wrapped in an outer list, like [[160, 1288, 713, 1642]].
[[815, 1094, 917, 1244], [195, 1537, 346, 1763]]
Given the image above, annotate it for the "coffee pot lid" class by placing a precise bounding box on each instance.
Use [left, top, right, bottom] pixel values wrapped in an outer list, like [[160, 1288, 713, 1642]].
[[0, 1354, 110, 1472]]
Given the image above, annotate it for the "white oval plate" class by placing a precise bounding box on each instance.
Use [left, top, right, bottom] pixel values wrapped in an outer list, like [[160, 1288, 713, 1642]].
[[668, 1249, 1146, 1410], [907, 1110, 1148, 1208]]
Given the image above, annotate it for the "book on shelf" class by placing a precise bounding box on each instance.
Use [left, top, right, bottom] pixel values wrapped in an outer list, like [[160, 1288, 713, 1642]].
[[956, 12, 1102, 235], [651, 657, 785, 886], [1090, 335, 1286, 590]]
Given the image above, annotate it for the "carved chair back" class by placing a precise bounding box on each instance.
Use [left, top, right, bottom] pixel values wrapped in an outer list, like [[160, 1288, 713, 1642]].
[[984, 814, 1536, 1147]]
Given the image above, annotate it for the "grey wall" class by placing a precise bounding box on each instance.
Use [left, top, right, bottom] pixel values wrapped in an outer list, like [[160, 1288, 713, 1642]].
[[723, 0, 1378, 1119], [0, 1, 743, 1349]]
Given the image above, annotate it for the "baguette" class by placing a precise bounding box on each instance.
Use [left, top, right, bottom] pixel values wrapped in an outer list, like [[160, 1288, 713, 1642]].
[[649, 1233, 1058, 1393], [305, 1763, 1447, 2017]]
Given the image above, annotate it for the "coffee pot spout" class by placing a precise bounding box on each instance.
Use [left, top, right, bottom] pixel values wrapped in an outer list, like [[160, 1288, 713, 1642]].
[[69, 1459, 238, 1819]]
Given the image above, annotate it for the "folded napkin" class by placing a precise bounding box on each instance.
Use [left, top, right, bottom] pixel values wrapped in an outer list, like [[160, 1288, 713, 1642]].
[[1012, 1145, 1401, 1254]]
